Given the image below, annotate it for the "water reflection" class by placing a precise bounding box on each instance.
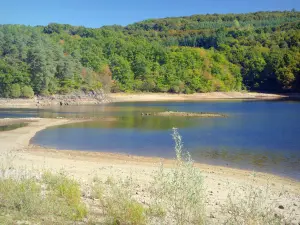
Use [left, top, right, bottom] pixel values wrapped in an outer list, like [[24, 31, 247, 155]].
[[3, 100, 300, 180], [58, 116, 197, 131]]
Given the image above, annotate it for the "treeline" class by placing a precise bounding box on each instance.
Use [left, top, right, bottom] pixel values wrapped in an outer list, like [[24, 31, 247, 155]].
[[127, 11, 300, 31], [0, 11, 299, 98]]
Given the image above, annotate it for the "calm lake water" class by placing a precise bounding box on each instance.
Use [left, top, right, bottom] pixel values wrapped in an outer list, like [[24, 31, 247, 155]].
[[1, 100, 300, 180]]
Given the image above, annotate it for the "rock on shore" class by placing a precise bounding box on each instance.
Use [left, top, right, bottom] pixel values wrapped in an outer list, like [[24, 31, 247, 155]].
[[0, 90, 110, 108]]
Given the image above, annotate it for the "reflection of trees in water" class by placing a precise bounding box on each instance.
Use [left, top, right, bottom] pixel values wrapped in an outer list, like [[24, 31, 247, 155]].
[[58, 116, 198, 130], [191, 148, 300, 170], [36, 105, 165, 119]]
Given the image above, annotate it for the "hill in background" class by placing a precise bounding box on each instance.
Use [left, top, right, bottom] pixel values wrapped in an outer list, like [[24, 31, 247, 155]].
[[0, 11, 299, 97]]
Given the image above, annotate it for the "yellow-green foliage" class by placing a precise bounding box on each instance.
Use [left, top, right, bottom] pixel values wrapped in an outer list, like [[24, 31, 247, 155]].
[[42, 170, 87, 220], [92, 177, 146, 225], [107, 199, 146, 225], [0, 170, 88, 224], [43, 170, 81, 204], [0, 178, 42, 216]]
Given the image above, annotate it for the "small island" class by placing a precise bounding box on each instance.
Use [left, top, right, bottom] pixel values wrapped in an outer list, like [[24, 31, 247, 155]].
[[141, 111, 227, 117]]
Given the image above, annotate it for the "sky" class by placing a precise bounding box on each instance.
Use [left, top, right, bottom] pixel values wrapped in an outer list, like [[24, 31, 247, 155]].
[[1, 0, 299, 28]]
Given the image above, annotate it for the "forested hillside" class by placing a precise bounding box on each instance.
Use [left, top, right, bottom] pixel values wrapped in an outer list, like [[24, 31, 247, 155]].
[[0, 11, 299, 97]]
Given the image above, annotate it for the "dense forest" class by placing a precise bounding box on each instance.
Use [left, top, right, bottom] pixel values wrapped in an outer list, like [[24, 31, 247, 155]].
[[0, 11, 299, 97]]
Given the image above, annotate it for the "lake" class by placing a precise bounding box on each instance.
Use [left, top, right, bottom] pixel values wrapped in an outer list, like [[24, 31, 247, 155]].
[[1, 100, 300, 180]]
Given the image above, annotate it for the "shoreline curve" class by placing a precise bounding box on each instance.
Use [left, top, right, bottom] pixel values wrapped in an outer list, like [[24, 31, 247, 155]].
[[0, 117, 299, 223]]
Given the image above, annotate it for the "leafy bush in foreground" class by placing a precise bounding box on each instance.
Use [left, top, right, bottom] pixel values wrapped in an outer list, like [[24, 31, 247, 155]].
[[0, 178, 42, 217], [91, 176, 147, 225], [0, 169, 88, 224], [42, 170, 88, 220]]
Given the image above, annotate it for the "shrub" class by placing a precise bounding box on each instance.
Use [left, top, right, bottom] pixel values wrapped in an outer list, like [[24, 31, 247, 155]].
[[10, 84, 21, 98], [0, 178, 42, 216], [42, 171, 83, 207], [110, 81, 122, 93], [0, 168, 88, 223], [92, 177, 147, 225], [42, 170, 87, 220], [21, 85, 34, 98], [150, 128, 206, 225], [40, 89, 50, 96], [58, 86, 71, 94], [90, 129, 205, 225]]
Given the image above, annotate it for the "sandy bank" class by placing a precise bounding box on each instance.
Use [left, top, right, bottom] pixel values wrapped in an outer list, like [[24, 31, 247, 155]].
[[109, 92, 290, 102], [0, 118, 299, 223], [0, 92, 296, 109]]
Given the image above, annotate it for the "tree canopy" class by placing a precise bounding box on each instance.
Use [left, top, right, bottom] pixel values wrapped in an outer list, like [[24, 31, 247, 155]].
[[0, 11, 299, 97]]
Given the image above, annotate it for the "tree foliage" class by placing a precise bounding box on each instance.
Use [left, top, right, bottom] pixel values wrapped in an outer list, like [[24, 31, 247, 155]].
[[0, 11, 299, 97]]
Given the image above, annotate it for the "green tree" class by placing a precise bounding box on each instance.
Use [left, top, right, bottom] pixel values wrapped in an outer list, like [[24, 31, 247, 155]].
[[110, 55, 134, 91], [21, 86, 35, 98], [10, 83, 21, 98]]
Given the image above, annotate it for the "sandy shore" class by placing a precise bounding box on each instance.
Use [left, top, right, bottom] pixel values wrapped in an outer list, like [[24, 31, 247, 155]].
[[109, 92, 290, 102], [0, 92, 294, 108], [0, 118, 299, 223]]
